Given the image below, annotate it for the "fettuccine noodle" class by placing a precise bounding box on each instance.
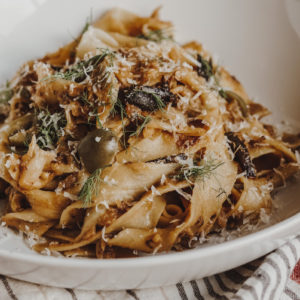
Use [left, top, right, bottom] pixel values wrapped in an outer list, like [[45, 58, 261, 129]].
[[0, 8, 299, 258]]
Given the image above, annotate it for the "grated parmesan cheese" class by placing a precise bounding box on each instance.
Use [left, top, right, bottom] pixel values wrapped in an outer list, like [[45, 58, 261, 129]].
[[160, 174, 166, 185], [151, 185, 161, 196]]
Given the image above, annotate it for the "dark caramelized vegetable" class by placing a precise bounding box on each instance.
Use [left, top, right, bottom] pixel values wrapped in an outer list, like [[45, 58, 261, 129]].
[[78, 128, 118, 173], [118, 85, 176, 112], [7, 114, 35, 154], [196, 54, 213, 81], [20, 87, 31, 100], [51, 52, 110, 83], [225, 132, 256, 178], [148, 153, 188, 164], [7, 114, 34, 137]]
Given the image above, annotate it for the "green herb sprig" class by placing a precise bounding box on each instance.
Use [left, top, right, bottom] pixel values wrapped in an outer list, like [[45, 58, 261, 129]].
[[197, 54, 213, 81], [81, 9, 93, 35], [112, 98, 128, 148], [36, 109, 67, 150], [129, 115, 152, 137], [79, 90, 93, 107], [218, 89, 248, 117], [0, 82, 13, 104], [78, 167, 104, 206], [49, 49, 113, 82], [87, 109, 103, 128], [173, 159, 224, 183], [195, 53, 249, 118], [137, 29, 173, 42]]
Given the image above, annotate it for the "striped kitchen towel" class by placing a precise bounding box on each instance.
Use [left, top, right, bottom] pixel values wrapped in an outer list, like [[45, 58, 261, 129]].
[[0, 236, 299, 300]]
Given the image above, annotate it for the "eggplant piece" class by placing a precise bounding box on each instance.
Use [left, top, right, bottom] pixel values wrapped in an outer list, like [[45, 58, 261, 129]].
[[118, 85, 176, 112], [225, 132, 256, 178], [78, 128, 118, 173]]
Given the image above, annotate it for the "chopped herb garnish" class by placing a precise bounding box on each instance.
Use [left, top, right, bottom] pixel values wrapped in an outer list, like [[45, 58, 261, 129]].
[[36, 109, 67, 150], [172, 159, 224, 183], [117, 99, 128, 147], [79, 90, 93, 107], [48, 49, 113, 83], [79, 90, 108, 128], [196, 54, 213, 81], [110, 97, 126, 118], [93, 49, 116, 90], [95, 114, 103, 128], [137, 29, 173, 42], [0, 82, 13, 104], [130, 115, 151, 137], [81, 9, 93, 35], [219, 89, 248, 117], [87, 109, 103, 128], [108, 98, 127, 148], [78, 168, 103, 206], [23, 134, 31, 148], [218, 89, 227, 99]]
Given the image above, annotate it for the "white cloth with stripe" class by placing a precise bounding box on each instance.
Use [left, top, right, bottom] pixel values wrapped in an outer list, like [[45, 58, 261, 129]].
[[0, 235, 299, 300]]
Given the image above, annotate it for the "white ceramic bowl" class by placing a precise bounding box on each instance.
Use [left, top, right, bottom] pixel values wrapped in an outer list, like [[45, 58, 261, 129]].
[[0, 0, 299, 290]]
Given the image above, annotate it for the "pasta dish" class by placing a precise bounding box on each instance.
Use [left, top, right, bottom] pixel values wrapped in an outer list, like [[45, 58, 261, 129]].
[[0, 8, 299, 258]]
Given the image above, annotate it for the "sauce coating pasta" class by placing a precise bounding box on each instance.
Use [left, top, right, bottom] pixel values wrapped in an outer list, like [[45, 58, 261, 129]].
[[0, 8, 299, 258]]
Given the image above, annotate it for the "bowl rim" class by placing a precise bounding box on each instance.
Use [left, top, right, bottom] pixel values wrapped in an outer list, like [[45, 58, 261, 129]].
[[0, 0, 299, 274], [0, 212, 299, 269]]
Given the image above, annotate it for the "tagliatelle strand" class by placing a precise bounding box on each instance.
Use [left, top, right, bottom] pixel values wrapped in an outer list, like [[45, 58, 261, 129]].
[[0, 7, 298, 258]]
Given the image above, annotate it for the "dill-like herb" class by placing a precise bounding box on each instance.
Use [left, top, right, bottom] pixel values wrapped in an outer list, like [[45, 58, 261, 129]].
[[110, 98, 125, 117], [87, 109, 103, 128], [81, 22, 90, 36], [219, 89, 248, 117], [81, 9, 93, 35], [137, 29, 173, 42], [118, 100, 127, 148], [130, 115, 152, 137], [78, 168, 103, 206], [218, 89, 227, 100], [109, 98, 128, 148], [49, 49, 113, 82], [151, 92, 165, 111], [36, 109, 67, 150], [93, 48, 116, 88], [79, 90, 93, 107], [95, 114, 103, 128], [173, 160, 224, 183], [0, 81, 13, 104], [23, 134, 31, 148], [197, 54, 213, 81]]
